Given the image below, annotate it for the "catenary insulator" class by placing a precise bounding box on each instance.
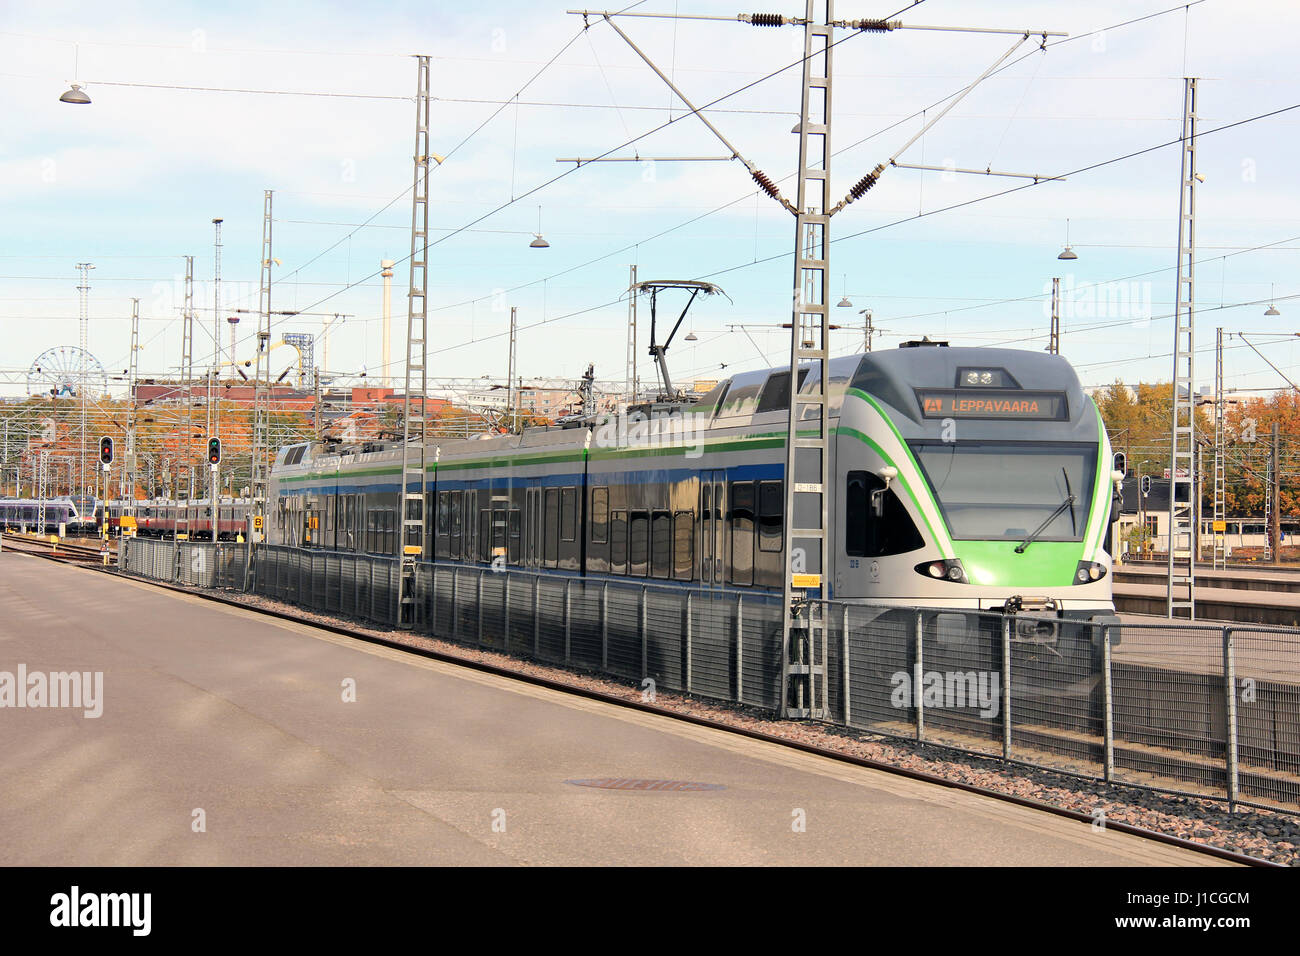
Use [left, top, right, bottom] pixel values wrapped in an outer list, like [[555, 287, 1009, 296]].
[[750, 13, 786, 27], [751, 167, 781, 199], [848, 164, 886, 200]]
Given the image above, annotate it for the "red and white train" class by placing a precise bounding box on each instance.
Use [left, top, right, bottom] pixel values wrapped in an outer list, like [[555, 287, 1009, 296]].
[[99, 498, 253, 540]]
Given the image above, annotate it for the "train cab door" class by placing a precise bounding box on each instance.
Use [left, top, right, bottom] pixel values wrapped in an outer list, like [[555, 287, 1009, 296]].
[[699, 470, 727, 595]]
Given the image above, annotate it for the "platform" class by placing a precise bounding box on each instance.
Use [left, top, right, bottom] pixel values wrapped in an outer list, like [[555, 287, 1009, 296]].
[[0, 553, 1227, 866]]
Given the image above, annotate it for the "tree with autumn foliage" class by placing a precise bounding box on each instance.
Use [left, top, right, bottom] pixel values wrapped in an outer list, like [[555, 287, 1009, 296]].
[[1096, 379, 1299, 520]]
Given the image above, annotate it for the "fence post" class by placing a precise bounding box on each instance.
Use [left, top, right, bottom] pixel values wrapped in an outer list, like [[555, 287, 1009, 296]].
[[533, 574, 541, 657], [914, 610, 925, 741], [564, 578, 572, 663], [684, 591, 693, 694], [1223, 626, 1240, 811], [841, 603, 851, 726], [502, 569, 511, 648], [477, 569, 485, 645], [390, 559, 398, 626], [354, 557, 361, 620], [735, 595, 744, 703], [1001, 616, 1012, 760], [601, 582, 609, 671], [640, 585, 648, 678], [451, 569, 459, 640], [1102, 624, 1115, 784]]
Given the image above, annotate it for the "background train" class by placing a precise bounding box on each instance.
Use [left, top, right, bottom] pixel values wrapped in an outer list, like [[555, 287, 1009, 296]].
[[0, 495, 98, 534], [100, 498, 253, 540], [267, 343, 1121, 663]]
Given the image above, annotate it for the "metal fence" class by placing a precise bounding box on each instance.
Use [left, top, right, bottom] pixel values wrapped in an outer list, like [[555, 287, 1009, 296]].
[[117, 538, 1300, 814], [119, 537, 245, 589]]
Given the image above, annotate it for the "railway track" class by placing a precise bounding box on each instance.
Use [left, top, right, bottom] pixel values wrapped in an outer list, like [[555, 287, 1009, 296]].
[[6, 544, 1278, 866], [0, 531, 116, 565]]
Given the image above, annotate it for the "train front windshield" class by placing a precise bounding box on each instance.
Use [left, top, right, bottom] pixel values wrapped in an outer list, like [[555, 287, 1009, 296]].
[[911, 441, 1097, 542]]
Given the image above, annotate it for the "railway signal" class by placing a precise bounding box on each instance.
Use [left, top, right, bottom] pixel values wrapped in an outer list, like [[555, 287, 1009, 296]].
[[207, 437, 222, 465], [1141, 475, 1152, 497], [99, 436, 113, 465], [1113, 452, 1127, 475]]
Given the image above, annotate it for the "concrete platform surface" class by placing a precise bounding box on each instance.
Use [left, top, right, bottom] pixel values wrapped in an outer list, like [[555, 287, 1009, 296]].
[[0, 553, 1227, 866]]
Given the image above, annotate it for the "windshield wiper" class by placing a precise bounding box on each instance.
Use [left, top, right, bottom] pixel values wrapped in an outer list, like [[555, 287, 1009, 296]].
[[1015, 468, 1077, 554]]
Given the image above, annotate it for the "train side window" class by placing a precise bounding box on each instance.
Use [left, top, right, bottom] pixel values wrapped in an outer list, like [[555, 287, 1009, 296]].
[[718, 381, 761, 418], [845, 470, 924, 557], [629, 511, 649, 576], [610, 510, 628, 574], [449, 491, 462, 559], [436, 492, 449, 536], [756, 369, 810, 414], [758, 479, 783, 552], [479, 510, 491, 563], [730, 481, 755, 586], [560, 487, 577, 542], [544, 487, 559, 567], [591, 487, 609, 543], [673, 511, 694, 581], [650, 511, 671, 579]]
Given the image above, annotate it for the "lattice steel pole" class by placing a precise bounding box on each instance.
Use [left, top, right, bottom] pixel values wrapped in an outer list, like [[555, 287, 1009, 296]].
[[567, 4, 1060, 718], [626, 264, 638, 405], [777, 0, 835, 718], [75, 262, 94, 494], [250, 189, 275, 580], [507, 306, 518, 433], [398, 54, 432, 627], [1213, 327, 1226, 568], [125, 298, 140, 515], [178, 254, 195, 539], [1167, 78, 1198, 618], [1048, 276, 1061, 355]]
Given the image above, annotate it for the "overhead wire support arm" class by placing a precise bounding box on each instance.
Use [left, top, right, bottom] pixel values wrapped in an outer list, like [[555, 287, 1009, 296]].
[[830, 31, 1039, 213], [575, 10, 797, 212], [889, 161, 1066, 183], [557, 155, 734, 165], [1236, 333, 1300, 394]]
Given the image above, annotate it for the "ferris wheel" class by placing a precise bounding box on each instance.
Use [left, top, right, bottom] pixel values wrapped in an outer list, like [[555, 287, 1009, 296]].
[[27, 346, 108, 398]]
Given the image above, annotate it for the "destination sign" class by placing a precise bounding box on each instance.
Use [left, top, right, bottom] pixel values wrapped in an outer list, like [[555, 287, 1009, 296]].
[[915, 389, 1067, 421]]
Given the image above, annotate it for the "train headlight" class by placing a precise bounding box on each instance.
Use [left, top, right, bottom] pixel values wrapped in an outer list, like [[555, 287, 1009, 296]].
[[915, 558, 967, 584], [1074, 561, 1107, 584]]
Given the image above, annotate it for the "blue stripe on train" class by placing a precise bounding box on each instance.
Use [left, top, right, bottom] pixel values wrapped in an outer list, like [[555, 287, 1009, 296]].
[[275, 461, 784, 496]]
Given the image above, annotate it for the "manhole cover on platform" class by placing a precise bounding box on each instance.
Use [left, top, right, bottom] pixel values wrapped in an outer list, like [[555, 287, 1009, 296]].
[[565, 778, 725, 792]]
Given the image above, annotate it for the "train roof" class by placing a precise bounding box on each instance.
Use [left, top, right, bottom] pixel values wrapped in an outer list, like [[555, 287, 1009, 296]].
[[277, 345, 1092, 467]]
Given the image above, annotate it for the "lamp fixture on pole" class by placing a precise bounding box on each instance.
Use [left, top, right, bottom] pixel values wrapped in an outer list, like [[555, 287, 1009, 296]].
[[1265, 283, 1281, 316], [1057, 218, 1078, 260], [529, 206, 550, 248], [59, 44, 91, 104]]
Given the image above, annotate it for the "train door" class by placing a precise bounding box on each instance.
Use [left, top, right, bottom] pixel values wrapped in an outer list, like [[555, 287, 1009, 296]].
[[699, 470, 727, 593]]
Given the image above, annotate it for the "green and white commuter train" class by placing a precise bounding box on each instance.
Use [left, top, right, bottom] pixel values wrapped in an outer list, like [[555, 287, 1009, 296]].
[[268, 340, 1121, 659]]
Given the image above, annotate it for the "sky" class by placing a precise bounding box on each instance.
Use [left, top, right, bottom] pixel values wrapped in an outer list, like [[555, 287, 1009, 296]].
[[2, 0, 1299, 402]]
